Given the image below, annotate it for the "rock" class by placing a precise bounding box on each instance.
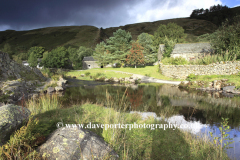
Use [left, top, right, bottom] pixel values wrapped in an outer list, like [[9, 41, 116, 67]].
[[55, 86, 64, 92], [104, 78, 109, 82], [113, 78, 119, 83], [125, 77, 130, 82], [37, 127, 119, 160], [221, 79, 228, 83], [73, 76, 76, 79], [213, 80, 221, 90], [26, 81, 35, 86], [59, 77, 68, 84], [129, 79, 135, 84], [47, 87, 55, 93], [0, 104, 31, 146], [32, 93, 39, 99], [208, 82, 213, 88], [222, 86, 235, 93], [80, 74, 85, 77], [0, 102, 5, 107], [0, 52, 46, 81], [57, 81, 65, 87], [182, 81, 189, 85]]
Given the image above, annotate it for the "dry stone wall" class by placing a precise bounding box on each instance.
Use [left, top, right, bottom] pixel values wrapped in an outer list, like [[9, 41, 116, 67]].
[[160, 61, 240, 79]]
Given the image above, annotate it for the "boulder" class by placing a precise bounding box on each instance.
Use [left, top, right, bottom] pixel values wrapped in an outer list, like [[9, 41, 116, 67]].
[[37, 127, 119, 160], [223, 86, 235, 93], [80, 74, 85, 77], [129, 79, 135, 84], [213, 80, 222, 90], [113, 78, 119, 83], [59, 77, 68, 84], [0, 102, 5, 107], [55, 86, 64, 92], [47, 87, 55, 93], [0, 104, 31, 146], [57, 81, 65, 87]]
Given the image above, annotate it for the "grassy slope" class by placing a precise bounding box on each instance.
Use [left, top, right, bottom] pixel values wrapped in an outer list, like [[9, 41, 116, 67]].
[[0, 26, 99, 52], [103, 18, 218, 42], [1, 6, 240, 54], [66, 65, 183, 81], [0, 18, 218, 54], [0, 94, 230, 159]]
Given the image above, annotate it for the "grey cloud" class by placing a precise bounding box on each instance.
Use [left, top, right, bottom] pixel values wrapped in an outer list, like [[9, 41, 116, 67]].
[[0, 0, 144, 30]]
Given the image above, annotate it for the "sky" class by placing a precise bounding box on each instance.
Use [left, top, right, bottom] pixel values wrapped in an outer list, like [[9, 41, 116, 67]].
[[0, 0, 239, 31]]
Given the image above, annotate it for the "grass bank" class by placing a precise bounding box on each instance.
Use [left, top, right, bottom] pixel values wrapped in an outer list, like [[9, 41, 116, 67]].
[[0, 93, 230, 159], [185, 74, 240, 88], [66, 65, 183, 81]]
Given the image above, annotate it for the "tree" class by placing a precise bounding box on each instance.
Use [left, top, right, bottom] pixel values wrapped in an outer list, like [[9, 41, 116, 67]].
[[210, 16, 240, 58], [27, 46, 45, 59], [2, 43, 13, 56], [126, 42, 145, 68], [40, 46, 70, 68], [137, 33, 157, 64], [105, 29, 132, 64], [162, 37, 176, 58], [28, 52, 38, 68], [69, 46, 93, 69], [93, 42, 110, 67], [153, 23, 185, 49]]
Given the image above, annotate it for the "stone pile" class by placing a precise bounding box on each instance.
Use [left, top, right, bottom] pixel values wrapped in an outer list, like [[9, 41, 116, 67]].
[[94, 76, 141, 84], [179, 79, 240, 95]]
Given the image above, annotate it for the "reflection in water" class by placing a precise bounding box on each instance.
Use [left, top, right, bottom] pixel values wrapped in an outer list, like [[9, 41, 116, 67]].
[[57, 80, 240, 159]]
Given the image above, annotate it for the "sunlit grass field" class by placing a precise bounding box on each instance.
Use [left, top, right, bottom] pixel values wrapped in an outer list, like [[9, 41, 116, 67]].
[[66, 65, 183, 81]]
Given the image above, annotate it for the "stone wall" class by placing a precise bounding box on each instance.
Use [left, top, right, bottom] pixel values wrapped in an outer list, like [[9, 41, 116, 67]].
[[0, 51, 46, 81], [159, 61, 240, 79]]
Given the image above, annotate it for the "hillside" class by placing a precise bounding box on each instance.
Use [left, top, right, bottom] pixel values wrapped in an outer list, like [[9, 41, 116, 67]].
[[0, 17, 218, 55], [1, 5, 240, 55]]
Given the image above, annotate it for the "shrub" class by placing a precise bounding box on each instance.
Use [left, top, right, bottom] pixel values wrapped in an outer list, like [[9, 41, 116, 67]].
[[190, 52, 237, 65], [85, 72, 91, 76], [161, 57, 188, 65], [41, 68, 52, 78], [163, 37, 176, 58], [186, 74, 198, 81], [0, 115, 42, 159]]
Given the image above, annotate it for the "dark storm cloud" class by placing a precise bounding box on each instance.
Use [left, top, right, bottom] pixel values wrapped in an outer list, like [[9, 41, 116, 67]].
[[0, 0, 149, 31]]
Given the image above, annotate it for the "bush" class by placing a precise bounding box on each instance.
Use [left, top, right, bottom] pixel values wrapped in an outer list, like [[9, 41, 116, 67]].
[[186, 74, 198, 81], [85, 72, 91, 76], [163, 37, 176, 58], [190, 52, 237, 65], [161, 57, 188, 65], [41, 68, 53, 78]]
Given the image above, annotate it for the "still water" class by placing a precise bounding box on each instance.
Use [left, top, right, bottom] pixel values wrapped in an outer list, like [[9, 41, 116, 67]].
[[58, 79, 240, 159]]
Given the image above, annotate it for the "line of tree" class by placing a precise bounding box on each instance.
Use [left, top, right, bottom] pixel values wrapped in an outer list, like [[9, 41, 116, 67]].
[[93, 29, 158, 68], [3, 22, 185, 69], [190, 4, 235, 26], [198, 15, 240, 59]]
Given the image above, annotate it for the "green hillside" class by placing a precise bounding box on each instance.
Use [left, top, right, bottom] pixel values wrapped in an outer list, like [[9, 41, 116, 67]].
[[0, 26, 99, 52], [0, 18, 218, 55], [103, 17, 218, 43], [1, 5, 240, 55]]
